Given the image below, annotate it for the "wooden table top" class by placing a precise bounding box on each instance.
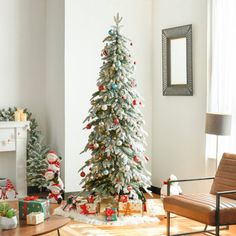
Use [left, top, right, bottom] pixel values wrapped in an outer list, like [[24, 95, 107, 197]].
[[1, 215, 70, 236]]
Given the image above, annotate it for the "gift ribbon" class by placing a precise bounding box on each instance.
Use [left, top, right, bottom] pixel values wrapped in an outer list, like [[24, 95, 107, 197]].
[[105, 208, 116, 220], [23, 196, 39, 219], [24, 196, 39, 201], [80, 204, 89, 214], [119, 202, 141, 216]]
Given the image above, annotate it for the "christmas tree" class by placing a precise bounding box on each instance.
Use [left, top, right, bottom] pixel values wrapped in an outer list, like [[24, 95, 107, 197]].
[[79, 14, 151, 200], [0, 107, 49, 189], [26, 112, 49, 189]]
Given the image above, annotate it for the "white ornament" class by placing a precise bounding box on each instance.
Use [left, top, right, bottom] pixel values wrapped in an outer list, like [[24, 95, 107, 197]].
[[102, 105, 108, 111], [94, 143, 99, 149], [116, 140, 122, 146], [125, 165, 130, 171], [123, 77, 128, 83]]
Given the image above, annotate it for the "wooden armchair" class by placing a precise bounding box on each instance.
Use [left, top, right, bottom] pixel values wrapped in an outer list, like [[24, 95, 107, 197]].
[[163, 153, 236, 236]]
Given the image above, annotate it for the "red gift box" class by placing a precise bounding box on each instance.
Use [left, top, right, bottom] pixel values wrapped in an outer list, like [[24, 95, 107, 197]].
[[119, 195, 129, 202]]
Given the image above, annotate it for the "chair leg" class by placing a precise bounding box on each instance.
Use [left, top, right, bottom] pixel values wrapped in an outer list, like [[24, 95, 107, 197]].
[[57, 229, 61, 236], [167, 211, 170, 236], [215, 225, 220, 236]]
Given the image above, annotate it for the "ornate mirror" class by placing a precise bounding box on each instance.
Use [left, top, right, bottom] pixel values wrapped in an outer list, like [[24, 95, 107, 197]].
[[162, 24, 193, 96]]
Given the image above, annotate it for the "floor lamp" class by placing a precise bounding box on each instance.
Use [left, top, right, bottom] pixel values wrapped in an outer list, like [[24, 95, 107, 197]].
[[205, 113, 232, 168]]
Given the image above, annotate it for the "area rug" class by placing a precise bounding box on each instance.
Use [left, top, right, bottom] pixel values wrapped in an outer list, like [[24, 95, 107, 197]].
[[54, 207, 159, 226]]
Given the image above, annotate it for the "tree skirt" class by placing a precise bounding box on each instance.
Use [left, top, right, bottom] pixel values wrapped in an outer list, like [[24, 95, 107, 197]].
[[54, 207, 159, 226]]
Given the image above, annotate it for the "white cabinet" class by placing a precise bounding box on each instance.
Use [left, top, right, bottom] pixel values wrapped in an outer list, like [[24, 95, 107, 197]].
[[0, 121, 30, 197]]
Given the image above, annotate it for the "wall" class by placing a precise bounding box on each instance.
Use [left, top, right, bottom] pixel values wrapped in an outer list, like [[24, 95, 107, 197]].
[[0, 0, 47, 133], [0, 0, 47, 184], [45, 0, 65, 181], [152, 0, 208, 192], [65, 0, 153, 192]]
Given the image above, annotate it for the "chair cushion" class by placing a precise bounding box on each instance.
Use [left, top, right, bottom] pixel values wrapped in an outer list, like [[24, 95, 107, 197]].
[[210, 153, 236, 200], [164, 193, 236, 225]]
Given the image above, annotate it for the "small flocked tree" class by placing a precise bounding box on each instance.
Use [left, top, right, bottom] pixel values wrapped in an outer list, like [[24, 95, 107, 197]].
[[0, 107, 49, 189], [26, 111, 49, 189], [79, 14, 151, 200]]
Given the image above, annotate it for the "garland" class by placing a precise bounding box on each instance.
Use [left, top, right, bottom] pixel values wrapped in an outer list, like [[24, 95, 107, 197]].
[[0, 107, 49, 188]]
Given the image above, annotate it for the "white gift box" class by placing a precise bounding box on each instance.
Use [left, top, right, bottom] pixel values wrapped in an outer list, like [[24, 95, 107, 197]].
[[26, 212, 44, 225]]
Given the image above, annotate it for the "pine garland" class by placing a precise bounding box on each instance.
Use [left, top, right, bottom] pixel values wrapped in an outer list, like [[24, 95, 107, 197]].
[[0, 107, 49, 188]]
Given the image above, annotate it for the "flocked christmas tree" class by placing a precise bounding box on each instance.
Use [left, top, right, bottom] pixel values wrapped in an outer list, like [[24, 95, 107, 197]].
[[0, 107, 49, 189], [79, 14, 151, 200]]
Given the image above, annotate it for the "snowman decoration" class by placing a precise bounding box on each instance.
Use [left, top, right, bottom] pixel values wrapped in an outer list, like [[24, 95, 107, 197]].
[[160, 174, 182, 199], [45, 151, 64, 204]]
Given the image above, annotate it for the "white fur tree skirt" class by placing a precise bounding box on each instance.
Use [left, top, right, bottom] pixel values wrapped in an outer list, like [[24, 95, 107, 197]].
[[54, 207, 159, 226]]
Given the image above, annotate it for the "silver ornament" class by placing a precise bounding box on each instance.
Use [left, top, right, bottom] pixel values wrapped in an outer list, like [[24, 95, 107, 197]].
[[102, 104, 108, 111], [125, 165, 130, 171], [116, 140, 122, 146]]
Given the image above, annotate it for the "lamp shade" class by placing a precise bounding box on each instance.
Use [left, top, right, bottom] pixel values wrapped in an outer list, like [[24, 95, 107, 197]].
[[205, 113, 232, 136]]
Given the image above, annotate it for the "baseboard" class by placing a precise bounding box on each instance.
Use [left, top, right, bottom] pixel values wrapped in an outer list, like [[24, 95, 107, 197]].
[[151, 185, 161, 195]]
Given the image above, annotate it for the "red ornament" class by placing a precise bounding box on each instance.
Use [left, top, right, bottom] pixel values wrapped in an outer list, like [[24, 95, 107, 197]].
[[114, 118, 119, 125], [86, 124, 91, 129], [145, 156, 150, 161], [80, 171, 86, 177], [121, 96, 125, 100], [107, 155, 112, 160], [88, 144, 94, 150], [127, 186, 132, 191], [89, 167, 92, 171], [133, 156, 139, 162], [99, 85, 105, 91], [163, 180, 168, 185], [132, 100, 137, 106], [130, 144, 133, 149], [103, 49, 108, 56]]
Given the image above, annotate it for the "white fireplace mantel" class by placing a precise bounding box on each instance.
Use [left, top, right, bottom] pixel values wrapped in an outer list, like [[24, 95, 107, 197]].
[[0, 121, 30, 197]]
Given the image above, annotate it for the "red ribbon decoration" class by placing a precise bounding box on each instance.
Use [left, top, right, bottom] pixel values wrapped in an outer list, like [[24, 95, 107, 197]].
[[23, 196, 39, 219], [105, 208, 115, 220], [24, 196, 39, 201], [79, 204, 89, 215]]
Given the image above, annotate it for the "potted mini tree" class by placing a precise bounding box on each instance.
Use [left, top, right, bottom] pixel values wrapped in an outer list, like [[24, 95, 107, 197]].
[[0, 202, 17, 229]]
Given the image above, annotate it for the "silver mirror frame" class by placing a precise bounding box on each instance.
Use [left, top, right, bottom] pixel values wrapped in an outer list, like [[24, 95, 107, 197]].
[[162, 24, 193, 96]]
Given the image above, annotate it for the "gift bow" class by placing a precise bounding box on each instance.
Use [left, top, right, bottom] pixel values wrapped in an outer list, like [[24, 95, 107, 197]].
[[80, 204, 89, 214], [24, 196, 39, 201], [105, 208, 114, 216]]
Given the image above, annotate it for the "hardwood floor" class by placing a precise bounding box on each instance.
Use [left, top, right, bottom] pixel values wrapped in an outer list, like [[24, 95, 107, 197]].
[[4, 195, 236, 236]]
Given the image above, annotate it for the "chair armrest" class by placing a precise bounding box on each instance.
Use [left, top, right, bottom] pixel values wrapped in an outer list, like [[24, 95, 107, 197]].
[[217, 190, 236, 196], [215, 189, 236, 226], [167, 177, 215, 196]]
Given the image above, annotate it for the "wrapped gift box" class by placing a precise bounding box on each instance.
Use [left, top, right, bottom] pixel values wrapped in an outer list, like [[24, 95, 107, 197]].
[[26, 212, 44, 225], [77, 202, 98, 215], [105, 207, 117, 221], [99, 198, 118, 214], [19, 197, 50, 220], [118, 200, 143, 216], [119, 195, 129, 203]]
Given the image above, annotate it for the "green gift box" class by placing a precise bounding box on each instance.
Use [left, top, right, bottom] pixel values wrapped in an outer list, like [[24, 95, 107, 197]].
[[105, 207, 117, 221], [19, 197, 50, 220]]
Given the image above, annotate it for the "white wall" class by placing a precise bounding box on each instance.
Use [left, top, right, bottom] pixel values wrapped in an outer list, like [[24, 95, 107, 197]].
[[0, 0, 47, 184], [45, 0, 65, 181], [152, 0, 208, 192], [65, 0, 153, 192], [0, 0, 47, 133]]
